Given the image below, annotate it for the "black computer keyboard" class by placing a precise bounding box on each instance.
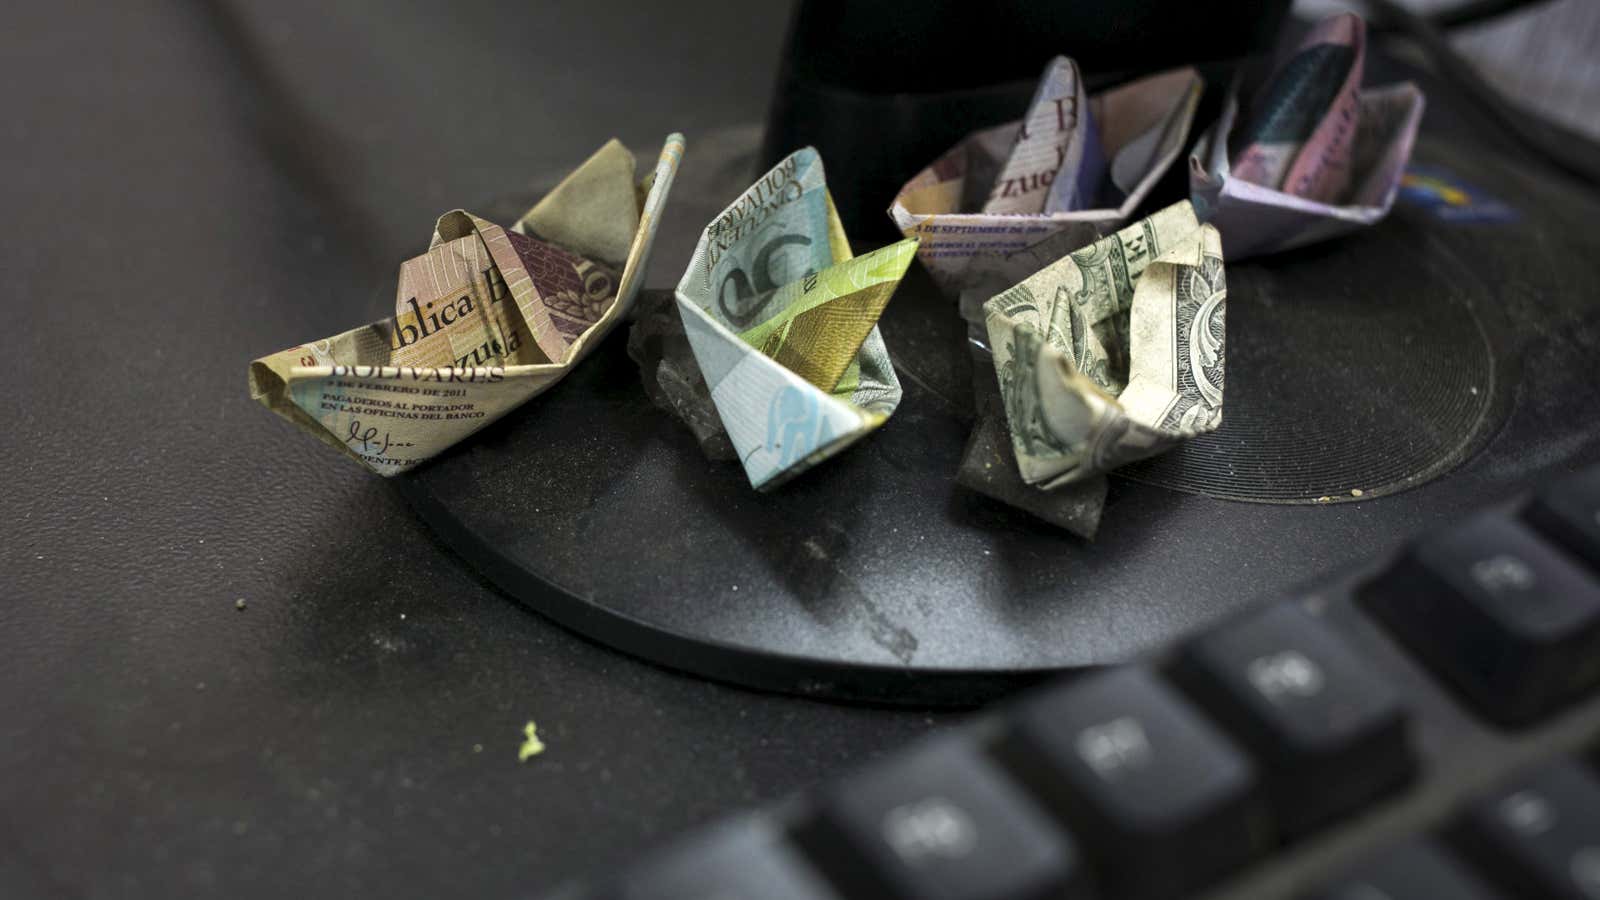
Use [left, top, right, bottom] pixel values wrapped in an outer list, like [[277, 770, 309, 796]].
[[552, 463, 1600, 900]]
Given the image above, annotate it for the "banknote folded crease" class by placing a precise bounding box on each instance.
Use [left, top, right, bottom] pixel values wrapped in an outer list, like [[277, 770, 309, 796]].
[[985, 201, 1226, 489], [1190, 13, 1425, 259], [674, 147, 917, 490], [891, 58, 1203, 297], [248, 134, 684, 475]]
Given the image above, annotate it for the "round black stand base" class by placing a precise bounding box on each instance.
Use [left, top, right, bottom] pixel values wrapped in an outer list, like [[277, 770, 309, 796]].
[[394, 127, 1597, 706]]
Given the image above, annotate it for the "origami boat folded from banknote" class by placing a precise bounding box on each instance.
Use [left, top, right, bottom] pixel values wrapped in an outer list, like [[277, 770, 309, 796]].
[[983, 201, 1226, 489], [1190, 13, 1425, 260], [890, 58, 1202, 297], [674, 148, 918, 490], [249, 134, 684, 475]]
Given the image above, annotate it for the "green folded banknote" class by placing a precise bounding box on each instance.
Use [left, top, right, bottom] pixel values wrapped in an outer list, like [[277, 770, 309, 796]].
[[985, 201, 1226, 488], [249, 135, 683, 475], [674, 148, 917, 490]]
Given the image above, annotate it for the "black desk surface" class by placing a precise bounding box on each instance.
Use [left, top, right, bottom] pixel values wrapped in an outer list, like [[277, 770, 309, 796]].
[[4, 2, 1596, 898]]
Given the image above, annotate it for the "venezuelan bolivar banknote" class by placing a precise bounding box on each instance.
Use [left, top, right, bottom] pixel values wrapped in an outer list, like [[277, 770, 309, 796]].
[[891, 59, 1202, 296], [249, 134, 684, 475], [985, 201, 1225, 488], [675, 148, 917, 490], [1190, 13, 1424, 259]]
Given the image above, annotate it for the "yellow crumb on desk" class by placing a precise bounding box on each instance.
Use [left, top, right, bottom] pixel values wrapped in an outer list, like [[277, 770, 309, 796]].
[[518, 721, 545, 762]]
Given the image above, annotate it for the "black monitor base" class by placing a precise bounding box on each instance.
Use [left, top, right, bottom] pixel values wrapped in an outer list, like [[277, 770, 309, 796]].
[[394, 122, 1599, 706]]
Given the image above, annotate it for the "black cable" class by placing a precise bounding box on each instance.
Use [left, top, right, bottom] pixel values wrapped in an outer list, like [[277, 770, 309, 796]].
[[1430, 0, 1552, 30], [1368, 0, 1553, 35], [1364, 0, 1600, 187]]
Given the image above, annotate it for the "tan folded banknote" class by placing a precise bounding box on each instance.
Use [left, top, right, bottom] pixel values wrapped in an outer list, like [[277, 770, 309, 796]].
[[985, 201, 1225, 488], [1190, 13, 1425, 260], [249, 134, 684, 475], [675, 148, 917, 490], [890, 60, 1202, 296]]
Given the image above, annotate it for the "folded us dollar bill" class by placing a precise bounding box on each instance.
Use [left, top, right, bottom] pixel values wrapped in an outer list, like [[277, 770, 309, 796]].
[[1190, 13, 1424, 260], [249, 134, 684, 475], [985, 201, 1225, 488], [675, 148, 918, 490], [890, 59, 1202, 296]]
